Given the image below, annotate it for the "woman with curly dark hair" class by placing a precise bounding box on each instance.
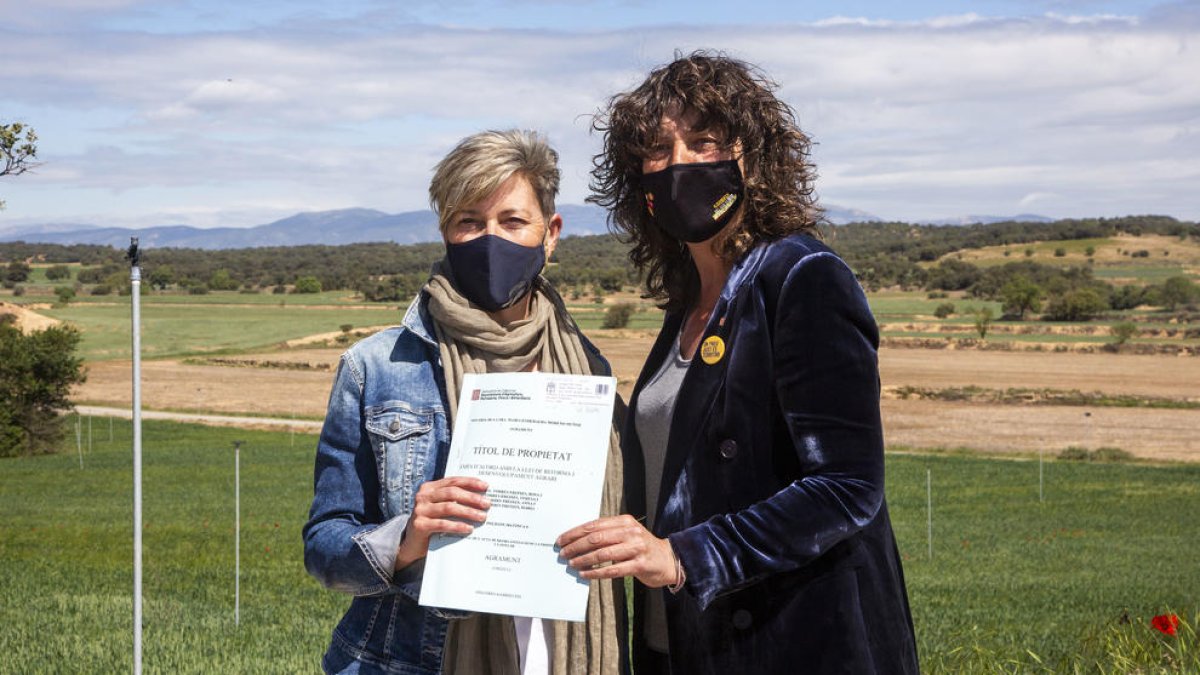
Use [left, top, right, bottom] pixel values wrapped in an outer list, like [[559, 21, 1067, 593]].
[[557, 52, 919, 674]]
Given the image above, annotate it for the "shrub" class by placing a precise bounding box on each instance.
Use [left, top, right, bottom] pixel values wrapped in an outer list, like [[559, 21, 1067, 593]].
[[293, 276, 322, 294], [1054, 247, 1067, 257], [11, 285, 24, 297], [1058, 446, 1092, 461], [1092, 446, 1134, 462], [0, 323, 87, 457], [1131, 249, 1150, 258], [4, 261, 31, 283], [53, 286, 75, 306], [1110, 321, 1138, 345], [44, 264, 71, 281], [188, 284, 210, 295], [1110, 285, 1145, 310], [1024, 248, 1034, 257], [1044, 288, 1107, 321], [1085, 245, 1096, 257], [208, 269, 239, 291], [1156, 276, 1197, 311], [933, 302, 955, 319], [972, 306, 994, 339], [90, 284, 113, 296], [602, 303, 636, 329], [999, 276, 1043, 320], [1058, 446, 1134, 462]]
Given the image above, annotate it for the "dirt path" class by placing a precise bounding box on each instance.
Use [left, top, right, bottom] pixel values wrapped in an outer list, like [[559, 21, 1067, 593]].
[[76, 405, 323, 432]]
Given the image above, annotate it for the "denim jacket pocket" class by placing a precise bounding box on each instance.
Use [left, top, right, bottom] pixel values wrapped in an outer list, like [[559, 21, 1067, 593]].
[[365, 403, 437, 520]]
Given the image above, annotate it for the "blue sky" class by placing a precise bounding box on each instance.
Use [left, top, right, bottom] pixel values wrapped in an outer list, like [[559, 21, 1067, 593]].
[[1, 0, 1198, 230]]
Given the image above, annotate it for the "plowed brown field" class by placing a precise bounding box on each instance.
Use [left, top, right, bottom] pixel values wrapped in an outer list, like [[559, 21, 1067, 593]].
[[74, 337, 1199, 462]]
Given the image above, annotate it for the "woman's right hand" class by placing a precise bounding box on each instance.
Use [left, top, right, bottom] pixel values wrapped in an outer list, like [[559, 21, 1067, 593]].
[[395, 476, 490, 571]]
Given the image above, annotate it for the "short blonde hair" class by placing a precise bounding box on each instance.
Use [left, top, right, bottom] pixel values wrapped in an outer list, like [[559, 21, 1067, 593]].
[[429, 129, 560, 233]]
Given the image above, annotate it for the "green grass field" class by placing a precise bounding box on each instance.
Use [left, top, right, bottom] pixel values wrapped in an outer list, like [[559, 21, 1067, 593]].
[[18, 297, 668, 361], [1092, 265, 1190, 282], [39, 302, 405, 361], [1, 421, 1196, 673]]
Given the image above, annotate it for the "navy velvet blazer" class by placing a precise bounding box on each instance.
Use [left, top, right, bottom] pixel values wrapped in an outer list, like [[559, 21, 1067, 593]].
[[624, 234, 919, 674]]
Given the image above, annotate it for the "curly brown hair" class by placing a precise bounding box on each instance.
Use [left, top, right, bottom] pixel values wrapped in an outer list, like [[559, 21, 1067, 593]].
[[588, 50, 822, 310]]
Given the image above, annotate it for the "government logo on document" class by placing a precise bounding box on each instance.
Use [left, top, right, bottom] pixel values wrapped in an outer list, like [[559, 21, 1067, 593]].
[[471, 389, 481, 401]]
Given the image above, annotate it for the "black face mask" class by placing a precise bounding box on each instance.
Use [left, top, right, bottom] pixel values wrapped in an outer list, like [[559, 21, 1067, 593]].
[[444, 234, 546, 312], [640, 159, 745, 243]]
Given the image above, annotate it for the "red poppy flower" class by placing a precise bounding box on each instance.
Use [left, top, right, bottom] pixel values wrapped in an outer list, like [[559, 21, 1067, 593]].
[[1151, 614, 1180, 636]]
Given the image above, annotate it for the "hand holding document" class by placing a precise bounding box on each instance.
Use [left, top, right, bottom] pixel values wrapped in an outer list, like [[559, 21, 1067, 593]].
[[419, 372, 616, 622]]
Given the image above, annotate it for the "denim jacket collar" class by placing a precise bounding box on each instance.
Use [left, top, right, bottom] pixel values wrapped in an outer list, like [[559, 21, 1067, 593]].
[[399, 291, 439, 348]]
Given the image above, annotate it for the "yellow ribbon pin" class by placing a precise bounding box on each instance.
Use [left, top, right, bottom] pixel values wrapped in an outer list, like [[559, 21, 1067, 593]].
[[700, 335, 725, 365]]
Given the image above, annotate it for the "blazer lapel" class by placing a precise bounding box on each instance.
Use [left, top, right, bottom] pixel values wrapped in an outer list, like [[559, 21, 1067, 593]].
[[651, 244, 772, 530], [652, 293, 734, 530]]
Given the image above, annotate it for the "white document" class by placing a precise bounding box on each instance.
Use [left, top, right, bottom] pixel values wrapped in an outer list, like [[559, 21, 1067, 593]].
[[419, 371, 616, 622]]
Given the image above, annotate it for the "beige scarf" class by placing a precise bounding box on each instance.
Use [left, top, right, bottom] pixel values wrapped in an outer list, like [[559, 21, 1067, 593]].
[[425, 265, 624, 675]]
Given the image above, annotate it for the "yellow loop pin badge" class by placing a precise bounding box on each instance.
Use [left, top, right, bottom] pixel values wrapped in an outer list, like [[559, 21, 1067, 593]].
[[700, 335, 726, 365]]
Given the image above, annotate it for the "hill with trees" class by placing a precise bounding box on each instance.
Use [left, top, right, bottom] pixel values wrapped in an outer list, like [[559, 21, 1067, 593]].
[[2, 215, 1196, 320]]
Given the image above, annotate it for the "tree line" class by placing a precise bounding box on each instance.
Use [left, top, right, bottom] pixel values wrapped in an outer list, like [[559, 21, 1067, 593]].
[[3, 215, 1197, 316], [1, 234, 639, 300]]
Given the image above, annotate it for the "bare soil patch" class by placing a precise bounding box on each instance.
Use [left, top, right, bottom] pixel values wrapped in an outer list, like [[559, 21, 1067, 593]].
[[77, 357, 335, 418], [75, 338, 1198, 462], [0, 301, 60, 332], [882, 399, 1197, 463], [878, 348, 1200, 399]]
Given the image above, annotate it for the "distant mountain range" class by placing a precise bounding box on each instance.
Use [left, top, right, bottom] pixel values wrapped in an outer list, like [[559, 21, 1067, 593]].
[[0, 204, 1053, 250], [916, 214, 1054, 226]]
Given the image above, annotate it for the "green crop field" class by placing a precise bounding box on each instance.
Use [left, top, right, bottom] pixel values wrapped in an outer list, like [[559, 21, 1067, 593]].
[[31, 299, 667, 361], [1092, 265, 1191, 282], [1, 421, 1196, 673], [868, 293, 1008, 319], [38, 302, 406, 361]]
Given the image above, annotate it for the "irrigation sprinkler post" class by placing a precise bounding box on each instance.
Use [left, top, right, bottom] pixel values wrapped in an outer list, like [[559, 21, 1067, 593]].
[[1039, 446, 1044, 503], [88, 415, 92, 454], [926, 469, 933, 561], [109, 417, 113, 443], [128, 237, 143, 675], [76, 415, 83, 468], [234, 440, 241, 627]]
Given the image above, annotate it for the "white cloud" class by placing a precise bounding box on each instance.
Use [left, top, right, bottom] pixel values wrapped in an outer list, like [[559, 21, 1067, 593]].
[[2, 9, 1199, 226]]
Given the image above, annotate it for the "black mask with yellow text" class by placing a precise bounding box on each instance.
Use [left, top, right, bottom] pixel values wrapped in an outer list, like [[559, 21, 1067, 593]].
[[640, 159, 745, 243]]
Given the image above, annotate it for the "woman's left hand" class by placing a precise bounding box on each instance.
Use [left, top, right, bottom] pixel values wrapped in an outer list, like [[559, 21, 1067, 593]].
[[556, 515, 678, 588]]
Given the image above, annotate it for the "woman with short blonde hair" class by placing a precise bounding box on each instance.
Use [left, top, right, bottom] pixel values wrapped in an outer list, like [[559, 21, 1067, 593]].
[[305, 129, 625, 675]]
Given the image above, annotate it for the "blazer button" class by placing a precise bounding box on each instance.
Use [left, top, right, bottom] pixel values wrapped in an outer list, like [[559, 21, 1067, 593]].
[[389, 420, 401, 433], [718, 439, 738, 459], [732, 609, 752, 630]]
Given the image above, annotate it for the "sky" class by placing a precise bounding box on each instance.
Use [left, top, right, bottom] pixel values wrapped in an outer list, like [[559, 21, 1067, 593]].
[[0, 0, 1197, 230]]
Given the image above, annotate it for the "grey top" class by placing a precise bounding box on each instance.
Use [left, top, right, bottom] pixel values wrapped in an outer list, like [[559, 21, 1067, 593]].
[[633, 327, 691, 654]]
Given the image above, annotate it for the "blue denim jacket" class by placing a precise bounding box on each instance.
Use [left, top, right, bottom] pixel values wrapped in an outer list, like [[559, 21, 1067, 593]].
[[303, 291, 610, 675]]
